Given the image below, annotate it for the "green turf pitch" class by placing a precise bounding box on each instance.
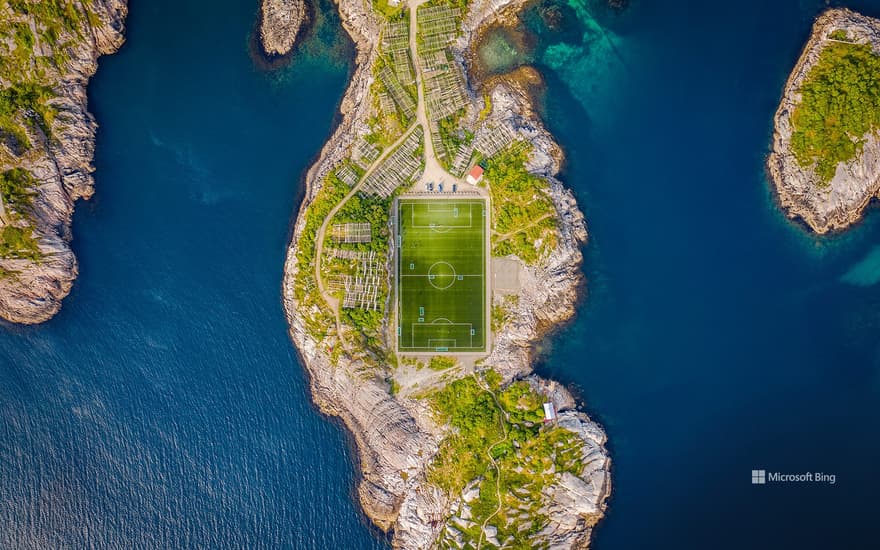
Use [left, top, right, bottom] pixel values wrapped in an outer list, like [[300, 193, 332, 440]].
[[397, 198, 487, 352]]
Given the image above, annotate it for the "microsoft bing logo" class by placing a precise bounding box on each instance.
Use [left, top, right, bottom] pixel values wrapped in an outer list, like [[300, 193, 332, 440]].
[[751, 470, 766, 485]]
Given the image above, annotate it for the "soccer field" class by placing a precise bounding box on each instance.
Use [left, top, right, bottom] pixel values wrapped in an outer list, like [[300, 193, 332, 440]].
[[397, 198, 487, 352]]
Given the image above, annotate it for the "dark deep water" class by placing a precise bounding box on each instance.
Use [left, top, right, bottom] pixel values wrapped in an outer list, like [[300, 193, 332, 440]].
[[0, 0, 878, 548]]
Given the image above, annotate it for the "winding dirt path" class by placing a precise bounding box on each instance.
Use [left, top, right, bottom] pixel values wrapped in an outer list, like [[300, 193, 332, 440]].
[[492, 212, 554, 242], [311, 0, 463, 345], [312, 121, 420, 344]]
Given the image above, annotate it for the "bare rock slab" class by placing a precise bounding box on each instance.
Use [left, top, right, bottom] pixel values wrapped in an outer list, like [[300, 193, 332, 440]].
[[259, 0, 307, 58]]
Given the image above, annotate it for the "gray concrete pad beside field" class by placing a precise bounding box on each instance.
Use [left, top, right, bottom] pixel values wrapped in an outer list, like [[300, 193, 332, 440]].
[[493, 257, 522, 294]]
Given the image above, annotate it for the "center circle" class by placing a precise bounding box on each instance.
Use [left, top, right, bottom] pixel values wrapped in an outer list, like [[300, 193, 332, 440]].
[[428, 262, 456, 289]]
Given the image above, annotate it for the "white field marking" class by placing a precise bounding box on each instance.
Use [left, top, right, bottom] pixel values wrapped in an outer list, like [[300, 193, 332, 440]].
[[407, 201, 475, 229], [404, 322, 475, 349], [400, 274, 483, 277], [428, 339, 457, 348], [427, 261, 456, 289], [396, 199, 487, 351]]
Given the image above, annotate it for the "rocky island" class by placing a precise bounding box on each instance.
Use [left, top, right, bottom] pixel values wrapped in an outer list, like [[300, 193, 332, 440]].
[[0, 0, 127, 324], [258, 0, 307, 58], [282, 0, 611, 547], [769, 8, 880, 234]]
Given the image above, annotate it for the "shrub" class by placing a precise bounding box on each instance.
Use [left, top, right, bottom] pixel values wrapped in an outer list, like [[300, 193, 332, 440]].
[[428, 356, 457, 371], [0, 225, 40, 260], [790, 42, 880, 183], [0, 168, 37, 215]]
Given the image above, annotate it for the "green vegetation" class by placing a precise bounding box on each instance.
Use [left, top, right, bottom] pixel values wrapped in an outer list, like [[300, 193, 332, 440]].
[[483, 143, 558, 264], [0, 82, 57, 151], [0, 265, 20, 280], [366, 78, 410, 148], [333, 193, 393, 254], [293, 173, 349, 340], [1, 167, 37, 214], [0, 225, 40, 259], [397, 199, 486, 352], [828, 29, 851, 42], [428, 374, 587, 548], [790, 41, 880, 184], [422, 0, 469, 23], [428, 356, 457, 371], [429, 376, 503, 494], [0, 0, 96, 151], [477, 94, 492, 122], [326, 191, 394, 345], [436, 108, 473, 169], [0, 168, 41, 260], [7, 0, 90, 39], [372, 0, 406, 20], [491, 295, 518, 332], [401, 356, 426, 370]]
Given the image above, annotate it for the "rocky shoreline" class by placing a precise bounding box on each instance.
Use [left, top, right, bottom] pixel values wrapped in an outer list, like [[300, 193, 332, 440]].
[[258, 0, 308, 59], [282, 0, 610, 547], [768, 8, 880, 234], [0, 1, 127, 324]]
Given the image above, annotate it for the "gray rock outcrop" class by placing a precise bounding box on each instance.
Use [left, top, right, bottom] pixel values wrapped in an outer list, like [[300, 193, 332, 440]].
[[0, 1, 128, 324]]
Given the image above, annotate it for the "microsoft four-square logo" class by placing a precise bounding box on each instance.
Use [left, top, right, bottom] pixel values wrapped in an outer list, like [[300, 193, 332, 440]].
[[751, 470, 766, 485]]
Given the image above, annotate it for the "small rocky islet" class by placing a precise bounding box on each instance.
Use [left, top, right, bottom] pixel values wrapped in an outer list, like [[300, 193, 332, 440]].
[[769, 7, 880, 234], [258, 0, 307, 59]]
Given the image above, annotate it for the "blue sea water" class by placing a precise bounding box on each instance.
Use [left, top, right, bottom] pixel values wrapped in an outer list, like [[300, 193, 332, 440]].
[[0, 0, 878, 549], [0, 1, 385, 548]]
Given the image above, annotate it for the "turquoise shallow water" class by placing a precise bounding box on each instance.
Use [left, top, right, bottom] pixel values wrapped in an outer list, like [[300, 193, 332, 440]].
[[0, 0, 878, 548]]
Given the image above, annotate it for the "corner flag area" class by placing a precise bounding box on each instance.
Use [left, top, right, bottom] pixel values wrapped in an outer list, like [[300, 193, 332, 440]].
[[397, 198, 487, 352]]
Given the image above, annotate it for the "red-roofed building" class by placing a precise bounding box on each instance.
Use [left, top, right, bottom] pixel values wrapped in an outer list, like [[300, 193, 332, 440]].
[[465, 165, 484, 185]]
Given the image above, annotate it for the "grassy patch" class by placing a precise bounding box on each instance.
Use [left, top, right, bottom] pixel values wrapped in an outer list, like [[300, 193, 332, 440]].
[[0, 0, 98, 150], [7, 0, 89, 36], [292, 173, 349, 340], [372, 0, 406, 20], [477, 94, 492, 122], [328, 191, 394, 345], [428, 356, 457, 371], [436, 108, 473, 169], [428, 374, 588, 548], [428, 376, 503, 494], [828, 29, 851, 42], [0, 265, 20, 280], [491, 294, 518, 332], [0, 168, 42, 261], [0, 167, 37, 216], [483, 143, 558, 264], [0, 82, 57, 151], [366, 71, 409, 149], [0, 225, 40, 260], [397, 199, 487, 352], [791, 41, 880, 183]]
